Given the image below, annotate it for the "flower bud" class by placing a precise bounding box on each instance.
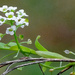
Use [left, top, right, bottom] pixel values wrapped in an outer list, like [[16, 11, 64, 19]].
[[27, 39, 32, 44], [49, 69, 54, 72]]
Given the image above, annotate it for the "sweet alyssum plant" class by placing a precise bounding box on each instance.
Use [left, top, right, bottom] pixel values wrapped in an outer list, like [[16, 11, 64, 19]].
[[0, 5, 75, 75]]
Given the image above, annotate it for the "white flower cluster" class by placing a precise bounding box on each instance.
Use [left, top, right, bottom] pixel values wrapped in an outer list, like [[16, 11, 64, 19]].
[[0, 5, 29, 36]]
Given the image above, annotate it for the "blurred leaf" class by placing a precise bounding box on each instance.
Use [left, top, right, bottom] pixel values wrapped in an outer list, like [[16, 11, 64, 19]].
[[0, 42, 9, 49], [36, 51, 68, 59], [8, 42, 17, 47], [35, 35, 48, 51], [42, 62, 51, 72], [0, 42, 5, 48], [10, 45, 36, 54]]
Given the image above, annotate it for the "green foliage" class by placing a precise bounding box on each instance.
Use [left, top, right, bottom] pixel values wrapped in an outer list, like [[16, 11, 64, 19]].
[[35, 35, 48, 51], [42, 62, 51, 72], [36, 51, 68, 59], [0, 42, 9, 49], [8, 42, 17, 46], [10, 45, 36, 54]]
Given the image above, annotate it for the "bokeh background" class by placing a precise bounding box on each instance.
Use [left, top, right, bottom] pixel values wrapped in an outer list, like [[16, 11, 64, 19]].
[[0, 0, 75, 75]]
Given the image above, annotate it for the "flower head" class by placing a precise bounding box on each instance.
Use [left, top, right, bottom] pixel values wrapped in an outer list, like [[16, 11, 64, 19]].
[[0, 5, 8, 12], [0, 16, 6, 26], [5, 12, 16, 20], [16, 9, 28, 18], [16, 18, 29, 28], [6, 25, 16, 35], [0, 5, 29, 36], [8, 6, 17, 12]]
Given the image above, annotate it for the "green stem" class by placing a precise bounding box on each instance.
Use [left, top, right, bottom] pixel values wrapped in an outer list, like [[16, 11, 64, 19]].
[[0, 52, 16, 61], [14, 31, 25, 55], [41, 62, 75, 71]]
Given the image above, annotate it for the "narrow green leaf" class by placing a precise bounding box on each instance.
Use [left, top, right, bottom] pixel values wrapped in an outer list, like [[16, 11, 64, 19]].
[[35, 35, 48, 51], [0, 42, 6, 48], [8, 42, 17, 47], [36, 51, 68, 59], [10, 45, 36, 54], [0, 42, 9, 49], [0, 52, 16, 61], [42, 62, 51, 72]]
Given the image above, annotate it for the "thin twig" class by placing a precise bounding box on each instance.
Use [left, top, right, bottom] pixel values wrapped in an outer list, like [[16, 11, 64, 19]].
[[2, 60, 46, 75], [0, 58, 75, 75], [57, 65, 73, 75], [38, 63, 45, 75], [0, 58, 75, 68], [2, 63, 15, 75]]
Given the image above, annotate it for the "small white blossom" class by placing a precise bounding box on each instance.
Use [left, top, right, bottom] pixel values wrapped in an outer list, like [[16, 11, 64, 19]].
[[16, 19, 23, 25], [5, 12, 16, 20], [6, 25, 16, 35], [24, 21, 29, 26], [23, 18, 29, 26], [64, 50, 70, 54], [8, 6, 17, 12], [16, 18, 29, 28], [27, 39, 32, 44], [16, 9, 28, 17], [0, 5, 8, 12], [21, 25, 25, 28], [0, 16, 6, 26]]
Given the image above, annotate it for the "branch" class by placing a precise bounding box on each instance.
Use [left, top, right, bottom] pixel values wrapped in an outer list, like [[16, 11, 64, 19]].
[[57, 65, 73, 75], [0, 58, 75, 68], [0, 57, 75, 75]]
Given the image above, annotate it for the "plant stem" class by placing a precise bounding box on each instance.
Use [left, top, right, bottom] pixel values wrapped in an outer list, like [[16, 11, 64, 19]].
[[14, 31, 25, 55]]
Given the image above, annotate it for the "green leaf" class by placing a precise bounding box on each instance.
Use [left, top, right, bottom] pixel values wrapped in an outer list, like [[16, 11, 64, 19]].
[[0, 42, 9, 49], [8, 42, 17, 47], [35, 35, 48, 51], [10, 45, 36, 54], [42, 62, 51, 72], [0, 42, 5, 48], [36, 51, 68, 59]]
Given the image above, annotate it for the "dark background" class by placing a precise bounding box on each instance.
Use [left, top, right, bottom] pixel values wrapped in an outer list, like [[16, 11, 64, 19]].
[[0, 0, 75, 75]]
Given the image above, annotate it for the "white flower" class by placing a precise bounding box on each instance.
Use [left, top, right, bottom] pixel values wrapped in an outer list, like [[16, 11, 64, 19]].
[[16, 9, 28, 17], [27, 39, 32, 44], [0, 16, 6, 26], [64, 50, 70, 54], [16, 18, 29, 28], [23, 18, 29, 26], [5, 12, 16, 20], [21, 25, 25, 28], [8, 6, 17, 12], [24, 21, 29, 26], [6, 25, 16, 35], [0, 5, 8, 12], [16, 19, 23, 25]]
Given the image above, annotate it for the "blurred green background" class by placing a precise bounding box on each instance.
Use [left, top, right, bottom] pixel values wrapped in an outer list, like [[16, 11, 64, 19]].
[[0, 0, 75, 75]]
